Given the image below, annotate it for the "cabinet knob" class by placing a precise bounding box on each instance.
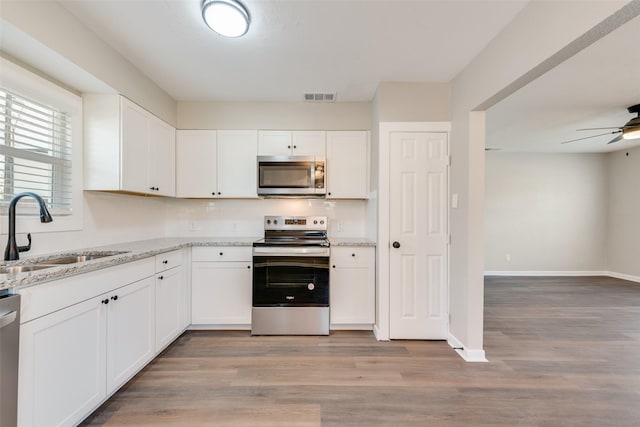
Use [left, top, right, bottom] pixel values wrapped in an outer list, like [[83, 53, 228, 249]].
[[328, 192, 331, 196], [219, 252, 223, 256], [102, 299, 109, 305], [287, 145, 291, 149], [247, 265, 251, 269], [212, 192, 216, 196], [158, 275, 164, 280], [218, 192, 221, 195], [162, 260, 168, 264], [293, 145, 297, 149], [352, 253, 356, 257], [111, 295, 118, 301], [332, 265, 336, 268]]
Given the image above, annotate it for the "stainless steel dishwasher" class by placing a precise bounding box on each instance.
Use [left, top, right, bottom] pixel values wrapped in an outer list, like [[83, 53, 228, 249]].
[[0, 293, 20, 427]]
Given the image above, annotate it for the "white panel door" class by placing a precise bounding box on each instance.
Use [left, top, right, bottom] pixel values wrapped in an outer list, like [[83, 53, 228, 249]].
[[292, 131, 326, 156], [326, 131, 369, 199], [389, 132, 448, 339], [258, 130, 292, 156], [155, 266, 183, 350]]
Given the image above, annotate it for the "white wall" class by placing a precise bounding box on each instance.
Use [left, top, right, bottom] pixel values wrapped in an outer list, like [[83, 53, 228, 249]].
[[1, 192, 168, 258], [607, 146, 640, 278], [484, 152, 608, 272]]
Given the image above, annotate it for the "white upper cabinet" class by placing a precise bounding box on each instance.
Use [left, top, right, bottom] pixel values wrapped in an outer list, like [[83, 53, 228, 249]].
[[326, 131, 370, 199], [84, 95, 176, 197], [258, 130, 325, 157], [176, 130, 217, 197], [176, 130, 257, 198], [217, 130, 258, 198]]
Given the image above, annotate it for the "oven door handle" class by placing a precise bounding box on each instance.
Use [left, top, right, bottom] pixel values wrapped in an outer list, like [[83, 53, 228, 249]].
[[252, 247, 330, 257]]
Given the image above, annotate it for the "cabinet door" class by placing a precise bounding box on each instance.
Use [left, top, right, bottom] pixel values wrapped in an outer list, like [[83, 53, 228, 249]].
[[19, 295, 107, 427], [330, 247, 375, 324], [120, 98, 151, 194], [258, 130, 292, 156], [326, 131, 369, 199], [292, 131, 326, 157], [217, 130, 258, 198], [192, 262, 252, 325], [106, 277, 155, 394], [176, 130, 217, 198], [155, 266, 184, 350], [149, 117, 176, 197]]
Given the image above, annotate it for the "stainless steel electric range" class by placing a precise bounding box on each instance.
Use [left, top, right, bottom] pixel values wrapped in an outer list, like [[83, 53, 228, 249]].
[[251, 216, 330, 335]]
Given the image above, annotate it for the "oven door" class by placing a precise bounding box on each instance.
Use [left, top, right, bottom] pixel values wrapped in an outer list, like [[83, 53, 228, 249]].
[[253, 252, 329, 307]]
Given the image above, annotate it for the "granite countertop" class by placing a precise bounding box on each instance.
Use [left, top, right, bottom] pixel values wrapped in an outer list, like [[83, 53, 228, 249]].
[[0, 236, 376, 291], [329, 238, 376, 247], [0, 237, 259, 291]]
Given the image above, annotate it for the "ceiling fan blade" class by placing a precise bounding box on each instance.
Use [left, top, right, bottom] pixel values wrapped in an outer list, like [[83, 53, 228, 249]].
[[560, 130, 621, 144], [576, 127, 622, 131], [606, 134, 624, 144]]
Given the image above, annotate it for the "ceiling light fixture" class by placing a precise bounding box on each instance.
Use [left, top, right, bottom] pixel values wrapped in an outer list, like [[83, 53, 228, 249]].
[[622, 127, 640, 140], [201, 0, 250, 38]]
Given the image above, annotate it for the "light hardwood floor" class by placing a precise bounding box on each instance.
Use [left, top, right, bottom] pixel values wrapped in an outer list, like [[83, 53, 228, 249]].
[[82, 276, 640, 426]]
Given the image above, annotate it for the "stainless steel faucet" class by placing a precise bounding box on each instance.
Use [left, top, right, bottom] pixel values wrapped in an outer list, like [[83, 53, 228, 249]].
[[4, 192, 53, 261]]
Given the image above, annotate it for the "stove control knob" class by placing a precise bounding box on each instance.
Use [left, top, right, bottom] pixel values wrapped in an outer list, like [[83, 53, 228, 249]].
[[320, 220, 325, 225], [314, 220, 318, 224], [307, 283, 315, 291], [266, 219, 271, 225], [274, 219, 278, 225]]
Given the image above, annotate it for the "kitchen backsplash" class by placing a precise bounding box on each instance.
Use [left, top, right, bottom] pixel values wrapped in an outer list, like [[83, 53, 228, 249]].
[[164, 197, 368, 238]]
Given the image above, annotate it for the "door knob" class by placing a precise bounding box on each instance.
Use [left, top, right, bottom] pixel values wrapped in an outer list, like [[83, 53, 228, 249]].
[[392, 241, 401, 249]]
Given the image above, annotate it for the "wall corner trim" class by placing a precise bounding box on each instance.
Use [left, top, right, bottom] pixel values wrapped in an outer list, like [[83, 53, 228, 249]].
[[448, 333, 488, 363]]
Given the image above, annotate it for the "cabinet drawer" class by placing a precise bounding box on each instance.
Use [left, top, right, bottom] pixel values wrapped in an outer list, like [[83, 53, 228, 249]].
[[155, 249, 182, 272], [192, 246, 252, 262], [331, 247, 374, 268]]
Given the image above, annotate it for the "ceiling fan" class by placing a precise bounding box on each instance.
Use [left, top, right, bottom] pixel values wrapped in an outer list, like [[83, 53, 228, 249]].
[[561, 104, 640, 145]]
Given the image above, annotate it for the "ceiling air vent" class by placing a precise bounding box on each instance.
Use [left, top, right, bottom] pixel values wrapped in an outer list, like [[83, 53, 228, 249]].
[[304, 92, 336, 103]]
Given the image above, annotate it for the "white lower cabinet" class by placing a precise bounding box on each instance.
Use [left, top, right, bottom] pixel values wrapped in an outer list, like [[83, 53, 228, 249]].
[[18, 276, 155, 427], [17, 251, 188, 427], [330, 246, 375, 325], [155, 250, 187, 350], [191, 247, 252, 326], [18, 294, 107, 427], [106, 277, 156, 394]]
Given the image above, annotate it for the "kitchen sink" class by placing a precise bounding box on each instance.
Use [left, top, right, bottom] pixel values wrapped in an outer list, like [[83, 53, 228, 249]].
[[0, 265, 54, 275], [34, 251, 129, 266]]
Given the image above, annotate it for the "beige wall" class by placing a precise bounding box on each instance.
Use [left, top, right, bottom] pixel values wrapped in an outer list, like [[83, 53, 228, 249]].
[[484, 153, 608, 272], [449, 0, 629, 356], [177, 101, 371, 130], [375, 82, 450, 122], [607, 146, 640, 278]]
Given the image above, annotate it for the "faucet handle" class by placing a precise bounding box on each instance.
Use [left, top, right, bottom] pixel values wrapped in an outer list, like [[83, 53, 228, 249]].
[[17, 233, 32, 253]]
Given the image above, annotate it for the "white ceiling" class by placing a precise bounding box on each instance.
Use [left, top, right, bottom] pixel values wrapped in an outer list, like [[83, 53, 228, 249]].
[[486, 14, 640, 153], [58, 0, 527, 102]]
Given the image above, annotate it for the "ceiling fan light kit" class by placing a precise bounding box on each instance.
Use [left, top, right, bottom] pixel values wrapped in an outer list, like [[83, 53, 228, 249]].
[[201, 0, 250, 38]]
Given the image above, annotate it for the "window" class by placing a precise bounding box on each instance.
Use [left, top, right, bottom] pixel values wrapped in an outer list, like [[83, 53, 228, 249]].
[[0, 57, 82, 233], [0, 89, 73, 214]]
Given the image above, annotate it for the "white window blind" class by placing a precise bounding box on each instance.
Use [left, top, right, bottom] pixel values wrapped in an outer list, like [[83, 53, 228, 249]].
[[0, 88, 73, 215]]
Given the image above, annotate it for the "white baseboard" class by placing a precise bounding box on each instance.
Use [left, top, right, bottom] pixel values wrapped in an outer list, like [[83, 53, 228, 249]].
[[447, 332, 488, 362], [605, 271, 640, 283], [484, 270, 640, 284], [484, 270, 607, 277]]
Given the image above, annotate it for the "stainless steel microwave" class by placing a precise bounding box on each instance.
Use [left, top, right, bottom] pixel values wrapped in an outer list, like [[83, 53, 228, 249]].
[[257, 156, 325, 197]]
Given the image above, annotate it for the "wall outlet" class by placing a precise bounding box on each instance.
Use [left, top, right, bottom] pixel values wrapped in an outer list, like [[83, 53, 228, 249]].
[[505, 254, 511, 262], [337, 222, 344, 232]]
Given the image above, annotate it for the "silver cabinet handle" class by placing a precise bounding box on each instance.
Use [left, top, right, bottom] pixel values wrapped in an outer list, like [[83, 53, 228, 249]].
[[0, 310, 17, 329]]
